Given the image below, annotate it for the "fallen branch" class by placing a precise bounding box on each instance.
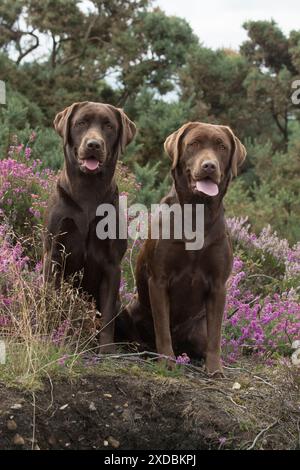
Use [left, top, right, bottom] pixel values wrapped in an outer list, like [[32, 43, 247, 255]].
[[247, 420, 279, 450]]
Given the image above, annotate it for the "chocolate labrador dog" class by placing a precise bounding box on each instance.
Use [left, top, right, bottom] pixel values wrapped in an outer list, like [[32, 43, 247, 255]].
[[43, 101, 136, 352], [127, 122, 246, 374]]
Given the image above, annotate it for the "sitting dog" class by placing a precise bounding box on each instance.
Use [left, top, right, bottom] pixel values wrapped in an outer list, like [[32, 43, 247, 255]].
[[127, 122, 246, 374], [43, 101, 136, 353]]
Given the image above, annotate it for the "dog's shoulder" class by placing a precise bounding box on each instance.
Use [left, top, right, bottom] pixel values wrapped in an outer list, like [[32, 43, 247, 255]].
[[160, 184, 178, 206]]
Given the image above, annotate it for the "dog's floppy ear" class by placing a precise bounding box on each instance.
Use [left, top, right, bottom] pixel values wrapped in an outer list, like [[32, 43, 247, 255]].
[[116, 108, 136, 154], [221, 126, 247, 177], [164, 122, 196, 169], [53, 102, 87, 146]]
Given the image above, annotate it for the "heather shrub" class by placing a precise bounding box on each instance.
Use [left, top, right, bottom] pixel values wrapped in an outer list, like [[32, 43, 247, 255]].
[[0, 139, 141, 388], [1, 128, 299, 376], [0, 224, 99, 388], [0, 135, 138, 246], [222, 218, 300, 362], [0, 143, 55, 240], [227, 217, 300, 289], [116, 161, 140, 204], [224, 256, 300, 362], [120, 217, 300, 364], [120, 236, 144, 305]]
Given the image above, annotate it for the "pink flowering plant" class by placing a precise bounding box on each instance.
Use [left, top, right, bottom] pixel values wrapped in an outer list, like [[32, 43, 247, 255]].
[[0, 135, 56, 238], [121, 217, 300, 364], [227, 217, 300, 286], [0, 223, 29, 317], [223, 218, 300, 362], [0, 220, 99, 386], [0, 132, 299, 378]]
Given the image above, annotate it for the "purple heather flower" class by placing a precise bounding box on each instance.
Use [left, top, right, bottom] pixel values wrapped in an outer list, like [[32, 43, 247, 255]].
[[51, 319, 71, 346], [57, 354, 69, 366], [176, 353, 191, 365], [25, 147, 32, 159], [29, 131, 37, 142]]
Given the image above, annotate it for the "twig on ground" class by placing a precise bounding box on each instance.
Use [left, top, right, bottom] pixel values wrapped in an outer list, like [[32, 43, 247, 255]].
[[224, 365, 278, 390], [247, 420, 279, 450], [253, 374, 277, 390], [228, 396, 247, 410], [34, 370, 54, 413]]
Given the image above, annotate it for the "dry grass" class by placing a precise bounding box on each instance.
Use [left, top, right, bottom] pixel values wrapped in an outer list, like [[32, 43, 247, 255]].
[[0, 276, 299, 449], [0, 230, 299, 449], [0, 268, 100, 389], [0, 224, 141, 391]]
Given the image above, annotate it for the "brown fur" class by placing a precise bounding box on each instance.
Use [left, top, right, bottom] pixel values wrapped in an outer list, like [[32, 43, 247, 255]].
[[43, 101, 136, 353], [126, 122, 246, 374]]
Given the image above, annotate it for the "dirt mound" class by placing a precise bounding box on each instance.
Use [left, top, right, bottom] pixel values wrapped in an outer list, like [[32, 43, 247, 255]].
[[0, 361, 299, 450]]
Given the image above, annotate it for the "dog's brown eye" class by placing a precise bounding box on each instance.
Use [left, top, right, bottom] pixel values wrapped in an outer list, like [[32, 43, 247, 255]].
[[76, 121, 86, 127], [105, 122, 113, 130], [188, 141, 198, 149], [216, 139, 226, 150]]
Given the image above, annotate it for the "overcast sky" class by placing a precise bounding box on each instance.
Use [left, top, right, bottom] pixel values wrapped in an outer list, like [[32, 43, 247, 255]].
[[156, 0, 300, 50]]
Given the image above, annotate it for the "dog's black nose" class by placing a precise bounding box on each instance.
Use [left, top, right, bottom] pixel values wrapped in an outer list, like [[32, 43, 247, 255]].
[[86, 139, 102, 151], [201, 160, 217, 173]]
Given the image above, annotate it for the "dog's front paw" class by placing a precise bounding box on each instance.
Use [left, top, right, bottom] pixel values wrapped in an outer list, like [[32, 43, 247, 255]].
[[205, 354, 224, 377], [206, 368, 225, 378], [158, 354, 176, 371], [99, 343, 116, 354]]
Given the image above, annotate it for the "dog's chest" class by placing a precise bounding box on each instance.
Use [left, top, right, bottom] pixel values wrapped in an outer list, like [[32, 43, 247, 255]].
[[167, 248, 209, 289], [83, 217, 126, 265]]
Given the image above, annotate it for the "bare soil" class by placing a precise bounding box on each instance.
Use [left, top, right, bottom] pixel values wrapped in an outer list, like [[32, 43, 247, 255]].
[[0, 360, 299, 450]]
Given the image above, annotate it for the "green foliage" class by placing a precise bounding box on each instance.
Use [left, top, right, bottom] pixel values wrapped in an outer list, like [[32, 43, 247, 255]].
[[116, 162, 140, 205], [1, 1, 198, 121], [118, 9, 198, 96], [125, 88, 191, 174], [133, 161, 170, 206], [241, 20, 295, 73], [225, 132, 300, 243], [0, 87, 44, 155], [1, 6, 300, 378], [0, 4, 300, 243], [32, 128, 63, 170], [0, 88, 63, 170], [180, 47, 250, 134]]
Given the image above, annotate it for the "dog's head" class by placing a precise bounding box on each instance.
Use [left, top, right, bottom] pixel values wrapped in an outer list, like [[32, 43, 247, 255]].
[[164, 122, 246, 199], [54, 102, 136, 175]]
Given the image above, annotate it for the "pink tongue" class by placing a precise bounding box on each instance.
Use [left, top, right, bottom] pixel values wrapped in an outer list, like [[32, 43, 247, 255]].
[[82, 158, 99, 171], [196, 180, 219, 196]]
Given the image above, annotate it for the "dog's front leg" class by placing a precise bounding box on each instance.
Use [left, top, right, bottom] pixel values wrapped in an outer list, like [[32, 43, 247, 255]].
[[43, 218, 84, 289], [205, 284, 226, 375], [43, 243, 65, 289], [148, 277, 175, 366], [99, 266, 121, 354]]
